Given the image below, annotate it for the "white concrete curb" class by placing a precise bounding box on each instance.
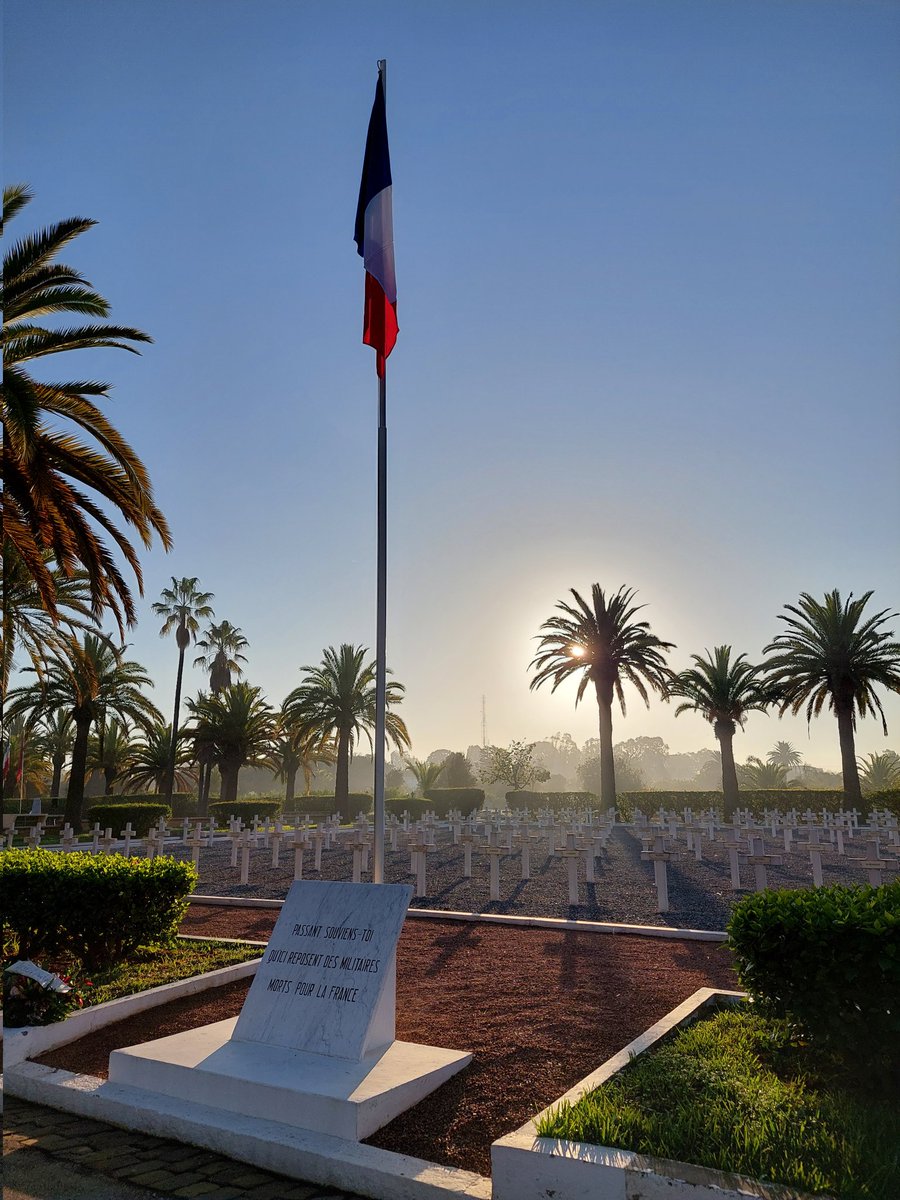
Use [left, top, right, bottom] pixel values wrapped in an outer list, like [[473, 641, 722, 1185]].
[[5, 1061, 492, 1200], [4, 955, 261, 1068], [489, 988, 822, 1200], [188, 895, 728, 941]]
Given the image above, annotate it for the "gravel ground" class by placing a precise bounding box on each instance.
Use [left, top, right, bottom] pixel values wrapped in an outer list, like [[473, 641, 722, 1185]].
[[169, 825, 889, 931]]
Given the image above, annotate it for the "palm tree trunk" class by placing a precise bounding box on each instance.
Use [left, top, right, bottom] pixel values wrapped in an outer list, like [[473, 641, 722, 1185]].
[[593, 678, 617, 810], [104, 768, 115, 795], [335, 726, 351, 812], [51, 755, 64, 802], [220, 756, 240, 804], [715, 720, 740, 818], [197, 761, 210, 818], [64, 714, 92, 829], [165, 635, 187, 805], [836, 703, 862, 806], [284, 764, 298, 808]]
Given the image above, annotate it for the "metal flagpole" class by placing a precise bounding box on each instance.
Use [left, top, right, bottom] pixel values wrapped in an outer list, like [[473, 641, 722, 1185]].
[[372, 58, 388, 884]]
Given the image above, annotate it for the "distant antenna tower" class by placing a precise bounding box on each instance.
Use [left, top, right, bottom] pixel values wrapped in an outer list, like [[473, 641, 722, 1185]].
[[481, 695, 487, 747]]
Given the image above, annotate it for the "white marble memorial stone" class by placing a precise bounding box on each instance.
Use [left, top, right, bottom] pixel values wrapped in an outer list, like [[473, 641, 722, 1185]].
[[232, 879, 411, 1061]]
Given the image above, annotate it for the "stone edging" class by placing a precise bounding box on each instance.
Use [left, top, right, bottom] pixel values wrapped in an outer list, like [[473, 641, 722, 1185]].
[[188, 894, 728, 941], [3, 956, 261, 1069], [490, 987, 821, 1200]]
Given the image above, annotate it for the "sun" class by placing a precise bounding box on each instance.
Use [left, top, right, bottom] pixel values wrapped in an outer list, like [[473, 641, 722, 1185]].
[[568, 644, 587, 658]]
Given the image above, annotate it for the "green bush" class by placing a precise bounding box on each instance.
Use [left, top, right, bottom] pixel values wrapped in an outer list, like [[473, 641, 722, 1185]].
[[1, 849, 196, 972], [208, 799, 281, 826], [727, 882, 900, 1077], [87, 801, 171, 837], [385, 795, 425, 819], [423, 788, 485, 817], [505, 790, 597, 812], [279, 793, 372, 823], [867, 789, 900, 818]]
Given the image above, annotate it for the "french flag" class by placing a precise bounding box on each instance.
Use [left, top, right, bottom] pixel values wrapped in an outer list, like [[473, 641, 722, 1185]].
[[354, 71, 397, 377]]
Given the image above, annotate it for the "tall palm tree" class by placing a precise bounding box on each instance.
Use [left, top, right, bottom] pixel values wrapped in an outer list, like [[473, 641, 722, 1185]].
[[124, 721, 197, 795], [766, 740, 803, 775], [669, 646, 774, 817], [5, 633, 161, 826], [857, 751, 900, 795], [1, 714, 51, 801], [283, 644, 411, 810], [274, 700, 336, 807], [529, 585, 674, 808], [187, 682, 276, 804], [152, 577, 214, 805], [87, 716, 133, 795], [405, 756, 446, 797], [764, 590, 900, 807], [193, 620, 249, 693], [2, 184, 171, 631], [1, 544, 94, 698]]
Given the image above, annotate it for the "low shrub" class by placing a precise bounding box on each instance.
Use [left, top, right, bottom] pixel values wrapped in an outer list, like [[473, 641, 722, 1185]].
[[727, 882, 900, 1079], [505, 790, 597, 812], [208, 799, 281, 826], [385, 795, 425, 819], [1, 849, 196, 972], [87, 801, 171, 837], [280, 794, 372, 823], [618, 789, 887, 820], [867, 789, 900, 818], [423, 788, 485, 817]]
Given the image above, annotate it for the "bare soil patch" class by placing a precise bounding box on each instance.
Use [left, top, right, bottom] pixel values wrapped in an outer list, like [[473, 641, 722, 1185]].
[[38, 904, 738, 1176]]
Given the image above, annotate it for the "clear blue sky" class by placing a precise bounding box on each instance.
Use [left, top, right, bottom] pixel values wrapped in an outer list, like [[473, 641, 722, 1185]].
[[7, 0, 900, 769]]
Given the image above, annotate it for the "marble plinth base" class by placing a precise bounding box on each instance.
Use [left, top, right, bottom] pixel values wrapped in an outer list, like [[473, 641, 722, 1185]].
[[108, 1018, 472, 1141]]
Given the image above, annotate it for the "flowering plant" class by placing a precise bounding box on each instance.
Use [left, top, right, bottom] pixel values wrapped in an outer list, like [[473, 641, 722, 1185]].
[[3, 960, 92, 1026]]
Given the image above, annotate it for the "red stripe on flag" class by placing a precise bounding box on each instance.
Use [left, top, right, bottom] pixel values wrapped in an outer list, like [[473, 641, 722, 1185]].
[[363, 271, 398, 377]]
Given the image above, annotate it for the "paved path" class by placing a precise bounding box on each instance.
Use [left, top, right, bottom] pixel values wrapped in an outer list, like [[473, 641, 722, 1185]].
[[3, 1097, 365, 1200]]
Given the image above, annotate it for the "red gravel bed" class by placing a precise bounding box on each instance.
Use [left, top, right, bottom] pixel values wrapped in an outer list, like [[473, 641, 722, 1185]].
[[39, 904, 738, 1177]]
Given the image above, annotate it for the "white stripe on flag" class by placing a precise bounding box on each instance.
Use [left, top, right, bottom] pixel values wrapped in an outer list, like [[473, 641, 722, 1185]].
[[363, 186, 396, 303]]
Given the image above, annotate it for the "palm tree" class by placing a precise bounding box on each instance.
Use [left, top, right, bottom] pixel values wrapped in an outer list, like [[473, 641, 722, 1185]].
[[857, 751, 900, 795], [1, 544, 94, 698], [193, 620, 249, 693], [738, 756, 795, 790], [274, 700, 336, 807], [5, 633, 161, 826], [764, 590, 900, 807], [766, 740, 803, 777], [86, 717, 133, 794], [36, 707, 74, 800], [405, 756, 446, 797], [152, 577, 214, 805], [529, 585, 674, 808], [283, 644, 411, 810], [669, 646, 775, 817], [1, 714, 51, 801], [186, 682, 276, 804], [124, 721, 197, 795], [2, 184, 171, 631]]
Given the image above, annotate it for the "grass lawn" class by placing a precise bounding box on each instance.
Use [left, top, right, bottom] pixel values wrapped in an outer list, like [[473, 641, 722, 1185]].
[[536, 1008, 899, 1200], [65, 938, 261, 1007]]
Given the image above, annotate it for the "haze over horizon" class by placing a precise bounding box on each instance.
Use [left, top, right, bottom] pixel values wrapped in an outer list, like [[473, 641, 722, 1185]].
[[6, 0, 899, 774]]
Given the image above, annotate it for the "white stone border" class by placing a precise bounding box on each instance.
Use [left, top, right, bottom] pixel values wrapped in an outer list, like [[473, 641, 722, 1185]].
[[188, 894, 728, 941], [3, 954, 261, 1068], [5, 1062, 492, 1199], [490, 987, 821, 1200]]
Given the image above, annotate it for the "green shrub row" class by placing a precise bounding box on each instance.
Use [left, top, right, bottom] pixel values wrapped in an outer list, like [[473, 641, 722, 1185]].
[[423, 788, 484, 817], [616, 789, 894, 821], [505, 790, 598, 811], [87, 801, 171, 837], [1, 849, 196, 971], [727, 881, 900, 1078], [208, 799, 282, 825], [284, 794, 373, 822]]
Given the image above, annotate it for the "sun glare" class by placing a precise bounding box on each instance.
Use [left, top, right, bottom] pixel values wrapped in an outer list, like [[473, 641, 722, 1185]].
[[568, 644, 586, 658]]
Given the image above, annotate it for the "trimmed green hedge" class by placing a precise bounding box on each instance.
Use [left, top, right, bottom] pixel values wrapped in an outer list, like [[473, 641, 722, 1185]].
[[505, 790, 598, 812], [281, 794, 373, 823], [1, 849, 196, 971], [385, 795, 423, 819], [423, 788, 484, 817], [209, 799, 281, 825], [617, 789, 872, 820], [87, 801, 171, 837], [727, 882, 900, 1078]]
